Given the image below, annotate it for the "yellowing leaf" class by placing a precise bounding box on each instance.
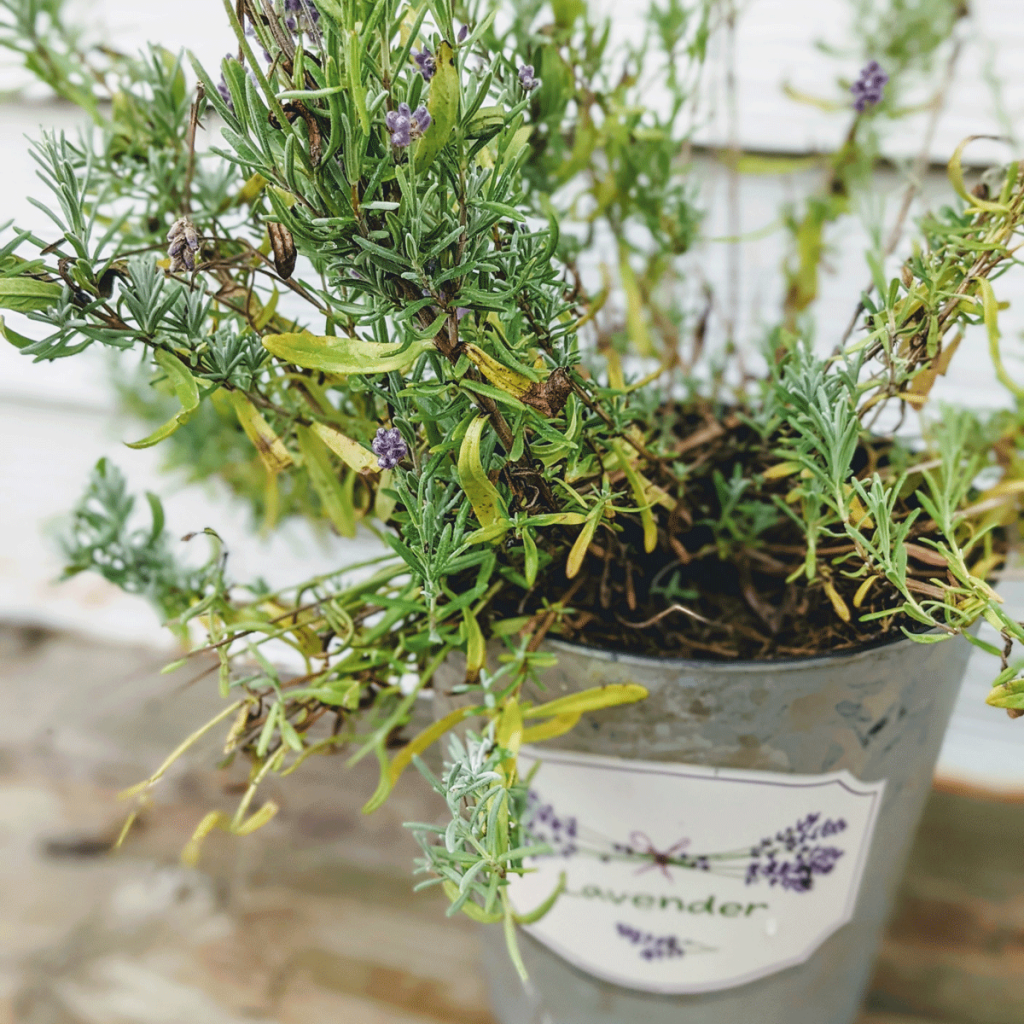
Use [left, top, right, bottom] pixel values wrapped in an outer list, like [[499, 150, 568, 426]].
[[948, 136, 1011, 214], [464, 343, 535, 397], [496, 696, 523, 760], [181, 810, 230, 868], [296, 424, 357, 537], [310, 420, 377, 472], [521, 711, 582, 743], [822, 579, 851, 623], [227, 391, 293, 473], [612, 440, 657, 553], [264, 332, 432, 375], [853, 576, 876, 609], [362, 704, 483, 814], [978, 277, 1024, 398], [618, 246, 654, 357], [457, 415, 508, 535], [523, 683, 649, 720], [565, 507, 600, 579], [762, 461, 802, 480], [125, 350, 201, 449], [415, 41, 458, 172], [462, 606, 486, 677]]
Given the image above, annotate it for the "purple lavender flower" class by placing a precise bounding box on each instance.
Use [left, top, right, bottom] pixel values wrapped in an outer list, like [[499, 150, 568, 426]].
[[244, 19, 273, 63], [851, 61, 888, 112], [385, 103, 432, 148], [458, 24, 469, 43], [283, 0, 320, 32], [518, 64, 541, 92], [371, 427, 408, 470], [745, 813, 846, 893], [523, 791, 578, 857], [413, 47, 436, 81]]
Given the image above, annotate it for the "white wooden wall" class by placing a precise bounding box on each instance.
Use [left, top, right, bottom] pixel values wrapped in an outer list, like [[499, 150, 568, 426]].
[[2, 0, 1023, 788]]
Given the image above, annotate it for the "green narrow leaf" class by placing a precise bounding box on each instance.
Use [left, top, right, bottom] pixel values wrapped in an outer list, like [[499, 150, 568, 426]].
[[125, 350, 201, 449], [296, 425, 357, 537], [0, 277, 64, 313], [0, 315, 36, 349]]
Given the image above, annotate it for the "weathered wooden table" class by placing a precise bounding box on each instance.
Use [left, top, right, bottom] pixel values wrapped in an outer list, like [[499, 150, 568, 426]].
[[1, 625, 1021, 1024]]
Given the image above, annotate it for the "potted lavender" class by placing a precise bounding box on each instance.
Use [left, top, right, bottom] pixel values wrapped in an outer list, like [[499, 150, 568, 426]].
[[3, 1, 1021, 1021]]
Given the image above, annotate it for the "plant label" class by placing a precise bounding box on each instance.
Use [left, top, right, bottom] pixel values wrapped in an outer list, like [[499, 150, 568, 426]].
[[508, 745, 886, 993]]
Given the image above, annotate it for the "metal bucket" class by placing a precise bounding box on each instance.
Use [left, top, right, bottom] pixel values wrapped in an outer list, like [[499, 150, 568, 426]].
[[433, 630, 973, 1024]]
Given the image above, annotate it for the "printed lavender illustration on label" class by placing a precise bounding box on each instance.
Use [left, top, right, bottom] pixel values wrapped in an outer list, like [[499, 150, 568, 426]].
[[507, 747, 885, 994]]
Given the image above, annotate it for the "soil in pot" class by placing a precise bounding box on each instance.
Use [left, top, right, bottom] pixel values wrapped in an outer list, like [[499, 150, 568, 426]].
[[477, 400, 1006, 661]]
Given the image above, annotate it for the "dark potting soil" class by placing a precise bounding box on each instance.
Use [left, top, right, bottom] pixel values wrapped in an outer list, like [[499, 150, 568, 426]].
[[483, 404, 1005, 661]]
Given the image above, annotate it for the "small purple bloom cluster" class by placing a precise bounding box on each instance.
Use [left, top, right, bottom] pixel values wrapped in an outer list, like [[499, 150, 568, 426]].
[[283, 0, 320, 33], [371, 427, 408, 470], [244, 2, 321, 64], [386, 103, 432, 148], [615, 923, 686, 961], [745, 813, 846, 893], [851, 61, 888, 112], [518, 64, 541, 92], [413, 47, 436, 81], [523, 791, 578, 857]]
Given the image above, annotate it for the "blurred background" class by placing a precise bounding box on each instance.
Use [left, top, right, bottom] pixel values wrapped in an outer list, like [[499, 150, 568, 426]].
[[1, 1, 1023, 1022]]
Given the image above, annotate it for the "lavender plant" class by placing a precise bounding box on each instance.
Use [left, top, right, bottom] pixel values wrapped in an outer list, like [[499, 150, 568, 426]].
[[3, 0, 1024, 976]]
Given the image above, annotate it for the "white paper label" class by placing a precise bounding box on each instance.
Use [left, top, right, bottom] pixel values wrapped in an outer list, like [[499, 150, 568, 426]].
[[508, 746, 885, 994]]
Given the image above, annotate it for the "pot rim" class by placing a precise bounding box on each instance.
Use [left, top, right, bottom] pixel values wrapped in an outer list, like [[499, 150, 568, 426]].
[[543, 626, 950, 675]]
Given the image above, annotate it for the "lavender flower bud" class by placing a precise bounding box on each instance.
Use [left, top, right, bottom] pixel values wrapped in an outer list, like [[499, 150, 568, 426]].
[[372, 427, 408, 470], [851, 60, 888, 112], [413, 47, 436, 81], [244, 19, 273, 63], [268, 222, 297, 280], [385, 103, 432, 148], [283, 0, 320, 33], [167, 217, 201, 274], [518, 64, 541, 92], [458, 24, 469, 43]]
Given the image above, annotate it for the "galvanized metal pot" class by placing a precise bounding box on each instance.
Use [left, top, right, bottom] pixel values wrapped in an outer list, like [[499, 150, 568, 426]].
[[434, 631, 973, 1024]]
